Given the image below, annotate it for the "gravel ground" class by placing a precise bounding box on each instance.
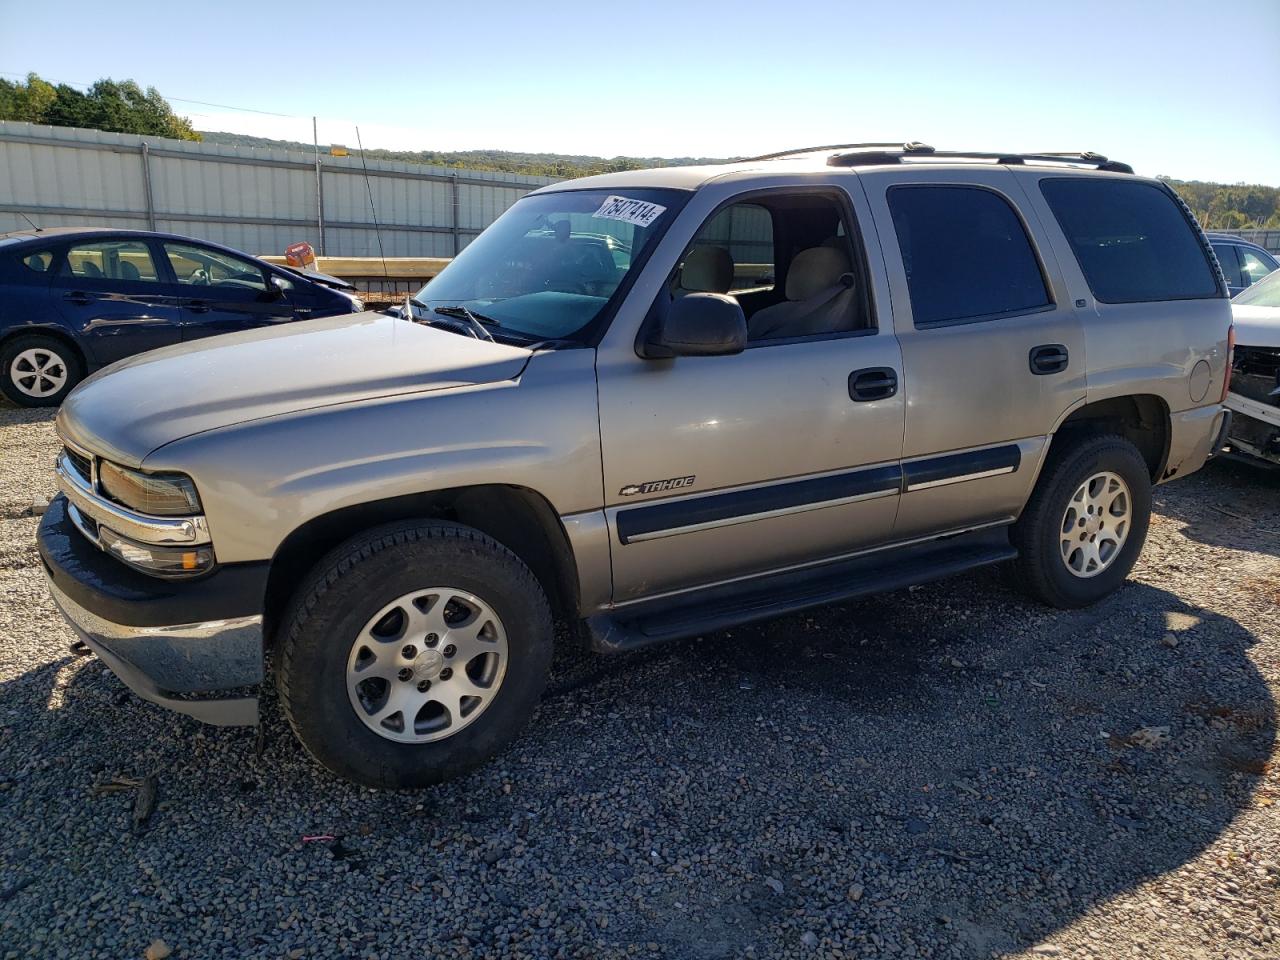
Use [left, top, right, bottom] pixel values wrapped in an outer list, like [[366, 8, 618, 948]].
[[0, 403, 1277, 960]]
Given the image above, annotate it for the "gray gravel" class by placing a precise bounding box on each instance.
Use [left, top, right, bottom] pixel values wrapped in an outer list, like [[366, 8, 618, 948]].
[[1, 403, 1277, 959]]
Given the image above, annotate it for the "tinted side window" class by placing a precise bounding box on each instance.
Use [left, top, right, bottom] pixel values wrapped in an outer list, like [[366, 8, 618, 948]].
[[64, 240, 160, 282], [20, 249, 55, 274], [1212, 244, 1243, 288], [1040, 179, 1219, 303], [163, 242, 267, 292], [888, 186, 1050, 326], [1240, 247, 1277, 284]]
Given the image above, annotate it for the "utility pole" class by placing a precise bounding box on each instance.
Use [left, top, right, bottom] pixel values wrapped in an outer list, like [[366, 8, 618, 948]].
[[313, 116, 325, 255]]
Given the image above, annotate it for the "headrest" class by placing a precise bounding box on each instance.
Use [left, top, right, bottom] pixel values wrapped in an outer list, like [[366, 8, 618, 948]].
[[681, 246, 733, 293], [785, 246, 851, 301]]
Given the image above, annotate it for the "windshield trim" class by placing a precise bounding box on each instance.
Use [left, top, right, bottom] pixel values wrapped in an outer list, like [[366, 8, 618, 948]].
[[417, 186, 693, 347]]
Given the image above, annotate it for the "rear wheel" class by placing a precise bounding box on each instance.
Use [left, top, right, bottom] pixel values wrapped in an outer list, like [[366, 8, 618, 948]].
[[0, 334, 83, 407], [277, 521, 553, 788], [1011, 434, 1152, 608]]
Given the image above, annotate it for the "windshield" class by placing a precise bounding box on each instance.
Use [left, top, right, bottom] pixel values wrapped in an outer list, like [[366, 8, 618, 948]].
[[412, 187, 686, 342], [1234, 268, 1280, 308]]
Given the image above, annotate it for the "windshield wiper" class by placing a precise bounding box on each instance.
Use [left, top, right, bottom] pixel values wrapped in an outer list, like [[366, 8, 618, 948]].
[[405, 297, 498, 342], [430, 305, 497, 342]]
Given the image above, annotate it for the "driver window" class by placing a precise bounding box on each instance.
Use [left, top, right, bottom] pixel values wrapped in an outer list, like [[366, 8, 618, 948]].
[[64, 240, 159, 283], [672, 194, 870, 343], [163, 242, 268, 292]]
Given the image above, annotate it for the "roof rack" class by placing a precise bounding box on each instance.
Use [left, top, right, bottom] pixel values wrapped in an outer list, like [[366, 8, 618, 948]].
[[736, 142, 913, 162], [823, 143, 1133, 174]]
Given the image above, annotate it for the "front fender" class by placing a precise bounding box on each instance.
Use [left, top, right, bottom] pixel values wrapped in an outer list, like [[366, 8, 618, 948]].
[[142, 350, 604, 564]]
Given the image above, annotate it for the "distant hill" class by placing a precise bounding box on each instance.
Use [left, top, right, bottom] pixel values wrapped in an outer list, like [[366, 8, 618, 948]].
[[197, 131, 723, 179], [198, 131, 1280, 230]]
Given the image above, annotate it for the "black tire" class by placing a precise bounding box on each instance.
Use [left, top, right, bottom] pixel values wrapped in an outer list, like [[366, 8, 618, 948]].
[[1010, 433, 1152, 609], [0, 334, 84, 407], [276, 520, 554, 788]]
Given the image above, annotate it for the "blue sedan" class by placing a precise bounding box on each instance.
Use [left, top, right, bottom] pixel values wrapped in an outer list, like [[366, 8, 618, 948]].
[[0, 228, 363, 406]]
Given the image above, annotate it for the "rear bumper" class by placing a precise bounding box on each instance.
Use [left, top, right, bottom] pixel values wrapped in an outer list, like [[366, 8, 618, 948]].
[[38, 495, 266, 726], [1162, 404, 1231, 482]]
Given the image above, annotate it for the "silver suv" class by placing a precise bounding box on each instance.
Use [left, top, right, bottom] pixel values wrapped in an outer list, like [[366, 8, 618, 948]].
[[39, 144, 1234, 787]]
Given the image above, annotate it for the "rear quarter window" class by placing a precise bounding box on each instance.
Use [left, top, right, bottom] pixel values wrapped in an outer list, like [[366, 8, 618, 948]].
[[1040, 179, 1221, 304]]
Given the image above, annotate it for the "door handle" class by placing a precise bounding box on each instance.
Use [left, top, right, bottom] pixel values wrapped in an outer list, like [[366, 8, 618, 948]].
[[1029, 344, 1069, 375], [185, 299, 211, 314], [63, 291, 93, 306], [849, 367, 898, 402]]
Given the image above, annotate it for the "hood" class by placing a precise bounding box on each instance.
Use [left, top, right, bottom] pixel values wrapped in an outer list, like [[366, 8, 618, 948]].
[[58, 312, 531, 466], [1231, 304, 1280, 349]]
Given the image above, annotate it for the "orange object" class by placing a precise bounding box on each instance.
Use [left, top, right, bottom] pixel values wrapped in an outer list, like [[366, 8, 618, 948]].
[[285, 242, 316, 270]]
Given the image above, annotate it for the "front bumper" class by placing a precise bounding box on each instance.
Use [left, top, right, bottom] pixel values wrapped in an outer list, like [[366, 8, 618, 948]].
[[38, 495, 267, 726]]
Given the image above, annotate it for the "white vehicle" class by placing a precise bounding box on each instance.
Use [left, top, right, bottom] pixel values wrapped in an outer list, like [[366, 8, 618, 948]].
[[1227, 270, 1280, 465]]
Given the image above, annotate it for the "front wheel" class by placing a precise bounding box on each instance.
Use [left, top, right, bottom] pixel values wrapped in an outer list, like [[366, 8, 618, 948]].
[[1011, 434, 1152, 609], [276, 521, 554, 788]]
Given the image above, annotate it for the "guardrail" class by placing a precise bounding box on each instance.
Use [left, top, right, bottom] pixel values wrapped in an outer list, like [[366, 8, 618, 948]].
[[259, 256, 450, 302]]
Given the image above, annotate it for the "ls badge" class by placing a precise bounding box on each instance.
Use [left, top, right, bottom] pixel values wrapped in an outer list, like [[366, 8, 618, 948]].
[[619, 475, 695, 497]]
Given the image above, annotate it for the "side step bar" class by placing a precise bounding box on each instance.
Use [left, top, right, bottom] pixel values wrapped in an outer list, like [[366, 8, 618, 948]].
[[586, 526, 1017, 653]]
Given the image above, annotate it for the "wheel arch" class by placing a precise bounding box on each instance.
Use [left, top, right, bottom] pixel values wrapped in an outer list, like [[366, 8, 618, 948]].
[[0, 324, 89, 373], [1047, 394, 1171, 482], [263, 484, 581, 647]]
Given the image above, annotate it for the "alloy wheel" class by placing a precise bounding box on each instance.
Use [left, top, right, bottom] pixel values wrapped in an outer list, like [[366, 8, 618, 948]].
[[346, 587, 509, 743], [10, 347, 67, 399], [1059, 471, 1132, 578]]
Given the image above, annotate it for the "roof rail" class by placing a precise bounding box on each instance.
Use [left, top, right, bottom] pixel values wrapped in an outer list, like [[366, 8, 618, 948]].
[[825, 146, 1133, 174], [736, 142, 911, 163]]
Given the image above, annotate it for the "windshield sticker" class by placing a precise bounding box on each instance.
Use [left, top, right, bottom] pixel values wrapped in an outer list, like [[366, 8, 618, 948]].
[[592, 195, 667, 228]]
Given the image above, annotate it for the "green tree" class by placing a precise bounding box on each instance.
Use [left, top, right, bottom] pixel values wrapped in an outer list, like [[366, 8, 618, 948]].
[[0, 72, 200, 141]]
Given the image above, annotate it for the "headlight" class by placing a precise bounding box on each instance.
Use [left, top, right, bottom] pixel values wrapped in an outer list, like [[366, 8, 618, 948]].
[[99, 525, 215, 578], [98, 461, 202, 516]]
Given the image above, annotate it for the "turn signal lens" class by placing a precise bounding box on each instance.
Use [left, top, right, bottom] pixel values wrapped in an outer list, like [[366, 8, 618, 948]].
[[98, 461, 202, 516], [99, 525, 215, 578]]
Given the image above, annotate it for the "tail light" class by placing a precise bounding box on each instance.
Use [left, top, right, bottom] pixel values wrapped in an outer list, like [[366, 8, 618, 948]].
[[1221, 324, 1235, 403]]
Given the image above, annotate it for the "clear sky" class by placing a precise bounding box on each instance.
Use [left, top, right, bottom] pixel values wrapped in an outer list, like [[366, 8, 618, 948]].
[[2, 0, 1278, 184]]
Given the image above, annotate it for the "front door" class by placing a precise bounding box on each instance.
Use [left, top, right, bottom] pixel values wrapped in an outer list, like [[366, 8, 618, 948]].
[[159, 241, 296, 341], [856, 168, 1086, 539], [51, 236, 183, 366], [596, 184, 906, 603]]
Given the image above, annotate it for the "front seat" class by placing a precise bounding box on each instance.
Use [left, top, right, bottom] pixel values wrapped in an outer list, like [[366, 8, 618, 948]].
[[677, 245, 734, 294], [747, 247, 856, 341]]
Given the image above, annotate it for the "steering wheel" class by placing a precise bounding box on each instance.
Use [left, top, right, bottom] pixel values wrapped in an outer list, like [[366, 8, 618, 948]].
[[188, 268, 211, 286]]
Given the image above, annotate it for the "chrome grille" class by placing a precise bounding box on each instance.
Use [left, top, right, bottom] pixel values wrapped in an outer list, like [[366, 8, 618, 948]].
[[63, 446, 93, 485]]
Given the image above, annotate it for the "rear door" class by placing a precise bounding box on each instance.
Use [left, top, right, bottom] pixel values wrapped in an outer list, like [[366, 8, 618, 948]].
[[857, 167, 1086, 539], [159, 240, 296, 341], [51, 236, 184, 365]]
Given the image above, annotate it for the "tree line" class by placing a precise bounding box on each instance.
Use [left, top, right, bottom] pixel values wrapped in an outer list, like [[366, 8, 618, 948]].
[[2, 73, 1277, 228], [0, 72, 199, 142]]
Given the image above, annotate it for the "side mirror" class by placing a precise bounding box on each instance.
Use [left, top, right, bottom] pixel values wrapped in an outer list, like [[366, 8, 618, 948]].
[[265, 274, 287, 301], [642, 293, 747, 359]]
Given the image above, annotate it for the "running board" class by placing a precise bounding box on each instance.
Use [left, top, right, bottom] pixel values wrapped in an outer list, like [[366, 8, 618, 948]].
[[586, 527, 1017, 653]]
